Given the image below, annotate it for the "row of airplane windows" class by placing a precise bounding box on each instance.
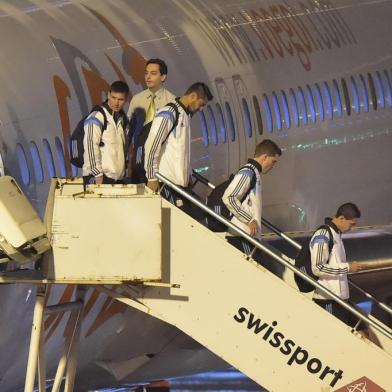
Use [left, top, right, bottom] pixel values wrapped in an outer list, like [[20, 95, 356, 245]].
[[197, 68, 392, 147], [15, 137, 77, 186], [12, 68, 391, 185]]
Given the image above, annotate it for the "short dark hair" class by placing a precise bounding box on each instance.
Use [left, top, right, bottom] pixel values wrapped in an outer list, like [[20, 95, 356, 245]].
[[110, 80, 129, 95], [254, 139, 282, 157], [146, 58, 168, 75], [336, 203, 361, 219], [185, 82, 213, 101]]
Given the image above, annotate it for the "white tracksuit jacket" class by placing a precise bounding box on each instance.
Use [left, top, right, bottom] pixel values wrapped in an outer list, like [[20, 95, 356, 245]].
[[310, 223, 350, 300], [222, 160, 262, 240], [82, 105, 127, 180], [144, 99, 191, 187]]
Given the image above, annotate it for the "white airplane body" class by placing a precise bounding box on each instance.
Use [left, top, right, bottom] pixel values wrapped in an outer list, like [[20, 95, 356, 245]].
[[0, 0, 391, 390]]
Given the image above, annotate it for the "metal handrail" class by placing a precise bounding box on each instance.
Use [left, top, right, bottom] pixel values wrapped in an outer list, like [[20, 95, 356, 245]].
[[191, 170, 392, 318], [158, 172, 392, 340], [349, 281, 392, 317]]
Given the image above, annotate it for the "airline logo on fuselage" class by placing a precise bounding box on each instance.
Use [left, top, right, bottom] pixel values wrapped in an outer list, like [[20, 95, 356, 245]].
[[196, 0, 357, 71]]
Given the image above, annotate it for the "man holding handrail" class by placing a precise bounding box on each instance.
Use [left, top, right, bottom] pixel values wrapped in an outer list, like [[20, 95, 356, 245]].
[[311, 203, 371, 329], [144, 82, 213, 218], [222, 139, 282, 259]]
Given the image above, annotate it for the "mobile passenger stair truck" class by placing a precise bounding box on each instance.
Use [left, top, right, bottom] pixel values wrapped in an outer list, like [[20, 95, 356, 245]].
[[0, 174, 391, 392]]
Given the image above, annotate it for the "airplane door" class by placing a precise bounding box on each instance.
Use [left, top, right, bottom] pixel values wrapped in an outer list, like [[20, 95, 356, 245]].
[[232, 75, 256, 162], [0, 150, 4, 176], [214, 78, 240, 175]]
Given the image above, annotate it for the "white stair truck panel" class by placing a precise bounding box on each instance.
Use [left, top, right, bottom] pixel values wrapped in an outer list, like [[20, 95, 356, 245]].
[[49, 181, 162, 282], [125, 199, 392, 392]]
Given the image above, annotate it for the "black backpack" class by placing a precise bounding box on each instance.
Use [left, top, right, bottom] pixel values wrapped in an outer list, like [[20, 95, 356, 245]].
[[131, 102, 179, 184], [294, 225, 334, 292], [206, 166, 257, 232], [69, 106, 108, 169]]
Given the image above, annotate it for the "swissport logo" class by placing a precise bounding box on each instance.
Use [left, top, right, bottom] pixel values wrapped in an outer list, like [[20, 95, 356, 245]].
[[334, 376, 385, 392]]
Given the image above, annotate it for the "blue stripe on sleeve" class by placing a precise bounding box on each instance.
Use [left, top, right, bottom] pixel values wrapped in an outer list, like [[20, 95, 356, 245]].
[[156, 111, 175, 124], [84, 117, 103, 128], [238, 168, 254, 178], [310, 235, 329, 249]]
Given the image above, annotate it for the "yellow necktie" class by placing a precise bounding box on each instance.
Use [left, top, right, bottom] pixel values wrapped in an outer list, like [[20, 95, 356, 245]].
[[145, 93, 156, 124]]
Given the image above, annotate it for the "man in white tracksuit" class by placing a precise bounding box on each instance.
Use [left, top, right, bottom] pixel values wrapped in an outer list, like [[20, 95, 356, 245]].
[[311, 203, 366, 328], [222, 139, 282, 262], [144, 82, 213, 216], [82, 80, 129, 185]]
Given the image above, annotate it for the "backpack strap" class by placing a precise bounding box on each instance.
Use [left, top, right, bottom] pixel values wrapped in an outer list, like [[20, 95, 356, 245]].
[[119, 109, 128, 130], [90, 105, 128, 134], [315, 224, 335, 258], [161, 102, 180, 145], [238, 164, 257, 203], [90, 105, 108, 133]]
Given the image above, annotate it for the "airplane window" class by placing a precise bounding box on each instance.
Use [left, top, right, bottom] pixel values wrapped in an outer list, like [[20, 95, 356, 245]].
[[29, 142, 44, 183], [198, 111, 209, 147], [16, 144, 30, 185], [323, 82, 333, 120], [262, 94, 273, 132], [375, 71, 385, 109], [314, 83, 325, 121], [289, 88, 299, 127], [297, 87, 308, 125], [340, 78, 351, 116], [215, 103, 226, 143], [55, 137, 67, 177], [225, 102, 236, 142], [350, 77, 360, 113], [332, 80, 343, 117], [359, 74, 370, 112], [280, 90, 291, 129], [271, 93, 282, 131], [305, 85, 316, 123], [42, 139, 56, 179], [252, 96, 263, 135], [241, 98, 252, 138], [383, 70, 392, 107], [207, 106, 218, 145], [367, 73, 377, 110]]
